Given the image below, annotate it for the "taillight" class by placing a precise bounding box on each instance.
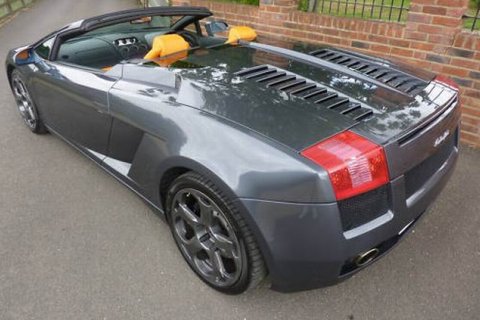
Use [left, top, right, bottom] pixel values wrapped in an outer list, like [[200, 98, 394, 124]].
[[435, 75, 460, 91], [301, 130, 389, 201]]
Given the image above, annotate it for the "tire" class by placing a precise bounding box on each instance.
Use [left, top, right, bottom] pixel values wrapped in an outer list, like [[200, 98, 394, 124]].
[[166, 172, 267, 294], [10, 69, 48, 134]]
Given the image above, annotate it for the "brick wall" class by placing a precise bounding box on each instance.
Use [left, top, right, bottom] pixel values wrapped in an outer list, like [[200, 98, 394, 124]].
[[172, 0, 480, 147]]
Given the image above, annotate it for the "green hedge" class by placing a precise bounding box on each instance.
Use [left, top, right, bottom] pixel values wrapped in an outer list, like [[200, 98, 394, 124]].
[[465, 0, 480, 31]]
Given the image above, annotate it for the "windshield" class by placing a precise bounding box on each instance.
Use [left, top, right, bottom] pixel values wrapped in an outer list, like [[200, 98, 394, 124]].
[[84, 15, 186, 36]]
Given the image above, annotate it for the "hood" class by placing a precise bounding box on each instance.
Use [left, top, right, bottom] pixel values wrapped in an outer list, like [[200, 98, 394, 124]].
[[150, 43, 457, 150]]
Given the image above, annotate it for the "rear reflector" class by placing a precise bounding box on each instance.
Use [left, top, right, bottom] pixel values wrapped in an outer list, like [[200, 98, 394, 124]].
[[301, 131, 390, 200]]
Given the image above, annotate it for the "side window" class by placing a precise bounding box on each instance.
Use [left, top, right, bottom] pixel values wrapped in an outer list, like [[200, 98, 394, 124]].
[[185, 21, 199, 34], [35, 37, 55, 59]]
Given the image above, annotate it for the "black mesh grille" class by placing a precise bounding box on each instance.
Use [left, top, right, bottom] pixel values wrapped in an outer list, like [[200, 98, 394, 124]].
[[235, 65, 374, 121], [309, 49, 428, 96], [338, 186, 390, 231], [404, 129, 457, 198]]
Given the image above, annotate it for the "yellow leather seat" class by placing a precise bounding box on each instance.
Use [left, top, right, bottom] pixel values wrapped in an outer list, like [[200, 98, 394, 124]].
[[225, 26, 257, 45], [144, 34, 190, 60]]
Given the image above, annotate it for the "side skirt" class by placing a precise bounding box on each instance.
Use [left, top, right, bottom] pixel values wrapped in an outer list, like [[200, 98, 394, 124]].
[[45, 125, 166, 218]]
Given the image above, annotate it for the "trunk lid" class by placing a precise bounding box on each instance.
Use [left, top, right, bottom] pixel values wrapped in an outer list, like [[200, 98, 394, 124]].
[[168, 43, 457, 151]]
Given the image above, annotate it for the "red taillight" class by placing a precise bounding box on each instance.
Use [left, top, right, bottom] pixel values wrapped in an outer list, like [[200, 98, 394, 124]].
[[301, 131, 390, 201], [435, 75, 460, 91]]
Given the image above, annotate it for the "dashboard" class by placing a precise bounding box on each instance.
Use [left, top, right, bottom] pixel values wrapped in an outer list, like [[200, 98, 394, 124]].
[[113, 36, 149, 60], [56, 29, 204, 69]]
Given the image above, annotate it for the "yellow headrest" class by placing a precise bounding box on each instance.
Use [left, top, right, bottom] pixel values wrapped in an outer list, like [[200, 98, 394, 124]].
[[226, 26, 257, 45], [144, 34, 190, 60]]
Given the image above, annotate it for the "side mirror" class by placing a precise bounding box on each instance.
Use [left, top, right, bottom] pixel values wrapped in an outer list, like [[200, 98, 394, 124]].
[[205, 20, 229, 37], [14, 47, 36, 66]]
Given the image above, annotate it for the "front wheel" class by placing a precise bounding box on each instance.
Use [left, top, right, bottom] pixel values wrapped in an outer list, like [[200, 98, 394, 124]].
[[166, 172, 267, 294], [10, 69, 47, 134]]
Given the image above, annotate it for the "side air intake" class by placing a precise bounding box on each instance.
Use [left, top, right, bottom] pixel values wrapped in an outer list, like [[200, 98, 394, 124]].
[[235, 65, 374, 121], [309, 49, 428, 95]]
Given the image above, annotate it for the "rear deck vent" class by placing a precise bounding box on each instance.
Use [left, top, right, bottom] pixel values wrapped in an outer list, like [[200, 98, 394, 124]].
[[235, 65, 374, 121], [309, 49, 428, 95]]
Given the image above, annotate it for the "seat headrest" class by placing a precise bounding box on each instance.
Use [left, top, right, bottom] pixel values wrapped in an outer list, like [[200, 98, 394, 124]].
[[226, 26, 257, 44], [144, 34, 190, 60]]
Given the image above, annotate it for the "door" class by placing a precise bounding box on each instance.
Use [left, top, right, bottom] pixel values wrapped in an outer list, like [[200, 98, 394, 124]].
[[31, 60, 116, 155]]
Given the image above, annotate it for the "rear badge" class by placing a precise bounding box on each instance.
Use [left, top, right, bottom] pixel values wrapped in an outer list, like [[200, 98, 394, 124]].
[[434, 129, 450, 148]]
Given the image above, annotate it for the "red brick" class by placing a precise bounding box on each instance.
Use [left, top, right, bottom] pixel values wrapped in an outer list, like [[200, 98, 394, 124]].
[[405, 31, 428, 41], [370, 44, 391, 54], [464, 89, 480, 99], [437, 0, 468, 7], [450, 58, 480, 70], [446, 7, 468, 18], [412, 0, 431, 5], [414, 51, 427, 60], [368, 34, 389, 43], [428, 34, 454, 45], [460, 130, 480, 144], [391, 47, 414, 57], [410, 41, 435, 51], [474, 81, 480, 91], [390, 38, 411, 47], [432, 16, 462, 27], [423, 6, 447, 15], [408, 13, 432, 24], [418, 24, 448, 35], [462, 102, 480, 118]]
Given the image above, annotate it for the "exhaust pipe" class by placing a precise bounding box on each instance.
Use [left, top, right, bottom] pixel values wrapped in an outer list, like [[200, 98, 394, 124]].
[[354, 248, 380, 267]]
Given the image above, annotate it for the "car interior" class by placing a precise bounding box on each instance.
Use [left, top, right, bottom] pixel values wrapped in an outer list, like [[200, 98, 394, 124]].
[[47, 14, 256, 71]]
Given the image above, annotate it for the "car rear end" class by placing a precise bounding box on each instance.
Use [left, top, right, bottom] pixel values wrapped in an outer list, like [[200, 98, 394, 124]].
[[329, 77, 460, 276], [174, 43, 461, 292], [239, 76, 460, 292], [236, 69, 460, 293]]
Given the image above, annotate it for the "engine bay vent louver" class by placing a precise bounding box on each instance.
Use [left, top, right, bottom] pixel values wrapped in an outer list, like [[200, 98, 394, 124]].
[[309, 49, 427, 95], [235, 65, 374, 122]]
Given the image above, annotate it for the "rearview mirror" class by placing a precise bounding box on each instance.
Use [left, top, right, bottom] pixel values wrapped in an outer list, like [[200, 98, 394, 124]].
[[205, 20, 229, 37], [14, 47, 36, 66]]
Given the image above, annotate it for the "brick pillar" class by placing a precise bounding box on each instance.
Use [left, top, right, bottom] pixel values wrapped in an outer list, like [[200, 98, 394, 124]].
[[405, 0, 469, 53]]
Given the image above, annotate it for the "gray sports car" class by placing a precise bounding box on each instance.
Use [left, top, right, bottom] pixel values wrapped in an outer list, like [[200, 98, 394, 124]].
[[5, 6, 460, 293]]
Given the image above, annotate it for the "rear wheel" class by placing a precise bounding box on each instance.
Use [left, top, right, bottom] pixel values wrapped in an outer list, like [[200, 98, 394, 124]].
[[166, 172, 267, 294], [10, 69, 47, 134]]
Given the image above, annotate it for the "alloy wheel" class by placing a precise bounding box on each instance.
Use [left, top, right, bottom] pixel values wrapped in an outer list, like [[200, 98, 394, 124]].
[[170, 188, 243, 287], [12, 75, 37, 129]]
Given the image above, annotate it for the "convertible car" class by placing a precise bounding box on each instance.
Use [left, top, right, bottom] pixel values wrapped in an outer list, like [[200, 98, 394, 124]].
[[5, 6, 460, 293]]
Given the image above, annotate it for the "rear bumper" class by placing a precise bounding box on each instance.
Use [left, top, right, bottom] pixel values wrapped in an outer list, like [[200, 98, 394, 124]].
[[238, 138, 458, 292]]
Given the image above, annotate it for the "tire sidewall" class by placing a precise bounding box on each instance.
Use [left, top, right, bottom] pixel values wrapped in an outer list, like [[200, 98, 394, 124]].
[[166, 174, 250, 294], [10, 69, 43, 133]]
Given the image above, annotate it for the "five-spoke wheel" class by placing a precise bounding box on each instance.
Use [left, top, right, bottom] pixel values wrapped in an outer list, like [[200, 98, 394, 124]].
[[10, 69, 47, 134], [171, 188, 242, 287], [167, 172, 266, 294]]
